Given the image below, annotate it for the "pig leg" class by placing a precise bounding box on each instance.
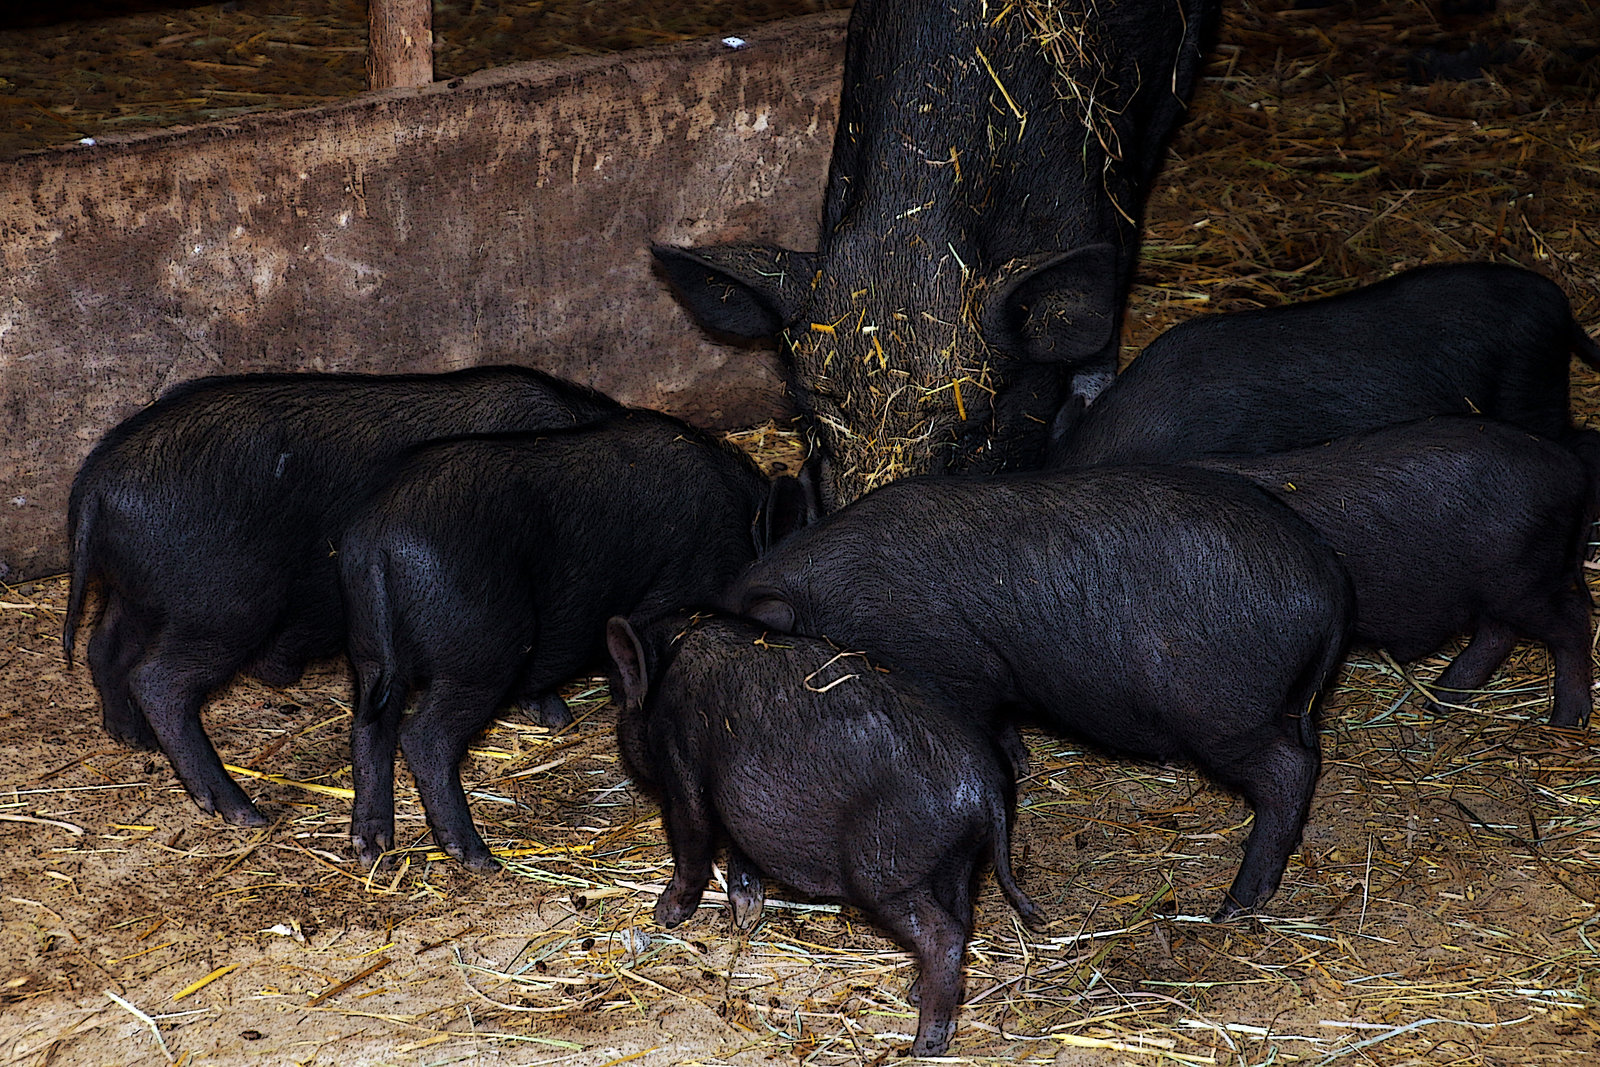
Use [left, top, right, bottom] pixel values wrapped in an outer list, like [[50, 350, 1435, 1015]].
[[875, 889, 971, 1057], [1200, 728, 1319, 921], [993, 721, 1031, 784], [398, 679, 503, 872], [1428, 619, 1518, 712], [1543, 597, 1595, 729], [349, 666, 405, 866], [87, 595, 158, 751], [656, 789, 717, 928], [243, 624, 319, 689], [725, 846, 766, 931], [1506, 588, 1594, 729], [129, 643, 266, 826]]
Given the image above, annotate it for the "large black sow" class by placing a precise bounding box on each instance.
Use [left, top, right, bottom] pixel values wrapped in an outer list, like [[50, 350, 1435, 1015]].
[[657, 0, 1220, 509]]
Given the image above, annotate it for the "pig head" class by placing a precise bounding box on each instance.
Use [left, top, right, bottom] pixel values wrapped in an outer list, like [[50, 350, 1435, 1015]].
[[656, 0, 1218, 508]]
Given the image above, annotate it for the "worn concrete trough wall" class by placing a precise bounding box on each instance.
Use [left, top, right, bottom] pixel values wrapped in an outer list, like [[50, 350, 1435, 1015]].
[[0, 13, 847, 580]]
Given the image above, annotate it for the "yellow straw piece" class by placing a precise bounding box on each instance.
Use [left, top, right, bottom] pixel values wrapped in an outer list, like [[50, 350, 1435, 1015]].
[[225, 764, 355, 800], [173, 963, 240, 1001]]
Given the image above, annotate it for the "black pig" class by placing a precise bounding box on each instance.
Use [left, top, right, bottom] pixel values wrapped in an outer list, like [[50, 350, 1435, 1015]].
[[1050, 263, 1600, 467], [606, 611, 1044, 1057], [656, 0, 1220, 509], [64, 367, 620, 828], [728, 467, 1354, 919], [1202, 418, 1595, 728], [339, 411, 786, 869]]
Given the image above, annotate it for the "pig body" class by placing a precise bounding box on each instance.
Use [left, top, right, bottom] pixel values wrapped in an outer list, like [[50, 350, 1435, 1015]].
[[656, 0, 1219, 508], [339, 411, 777, 869], [1202, 418, 1595, 727], [64, 367, 620, 828], [606, 611, 1043, 1057], [728, 467, 1353, 919], [1051, 263, 1600, 467]]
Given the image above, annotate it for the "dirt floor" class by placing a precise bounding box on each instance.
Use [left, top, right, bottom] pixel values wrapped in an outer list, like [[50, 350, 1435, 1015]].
[[3, 0, 1600, 1064]]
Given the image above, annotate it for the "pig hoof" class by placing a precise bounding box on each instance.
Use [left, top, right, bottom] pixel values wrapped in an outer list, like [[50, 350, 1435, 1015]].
[[1211, 896, 1252, 923], [654, 892, 698, 928], [909, 1018, 955, 1057], [231, 807, 271, 828], [728, 876, 766, 932], [103, 721, 160, 751], [521, 694, 574, 730], [445, 844, 501, 873], [351, 831, 394, 867], [1549, 708, 1588, 730], [203, 795, 268, 828]]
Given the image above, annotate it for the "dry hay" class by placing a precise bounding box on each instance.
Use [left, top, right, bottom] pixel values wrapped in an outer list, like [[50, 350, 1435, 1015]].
[[3, 442, 1598, 1065], [3, 563, 1599, 1064], [2, 0, 1600, 1064]]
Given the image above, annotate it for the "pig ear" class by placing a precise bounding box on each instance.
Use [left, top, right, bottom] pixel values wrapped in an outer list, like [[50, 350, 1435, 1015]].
[[605, 616, 649, 707], [653, 243, 816, 341], [984, 244, 1120, 363], [754, 473, 821, 553], [743, 593, 796, 632]]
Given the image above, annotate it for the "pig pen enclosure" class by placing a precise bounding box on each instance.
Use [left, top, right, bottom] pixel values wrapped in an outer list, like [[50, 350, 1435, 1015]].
[[3, 0, 1600, 1064]]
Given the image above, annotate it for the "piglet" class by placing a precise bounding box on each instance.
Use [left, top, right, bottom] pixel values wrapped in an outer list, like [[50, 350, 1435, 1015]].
[[339, 409, 796, 870], [728, 466, 1355, 920], [1051, 262, 1600, 467], [606, 611, 1044, 1058], [64, 366, 620, 828], [1203, 417, 1595, 727]]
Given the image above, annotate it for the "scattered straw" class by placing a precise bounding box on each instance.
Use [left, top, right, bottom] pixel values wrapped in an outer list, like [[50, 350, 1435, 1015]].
[[104, 990, 175, 1064], [171, 963, 241, 1002]]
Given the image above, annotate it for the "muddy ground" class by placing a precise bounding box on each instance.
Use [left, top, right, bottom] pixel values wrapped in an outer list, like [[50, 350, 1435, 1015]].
[[2, 0, 1599, 1064]]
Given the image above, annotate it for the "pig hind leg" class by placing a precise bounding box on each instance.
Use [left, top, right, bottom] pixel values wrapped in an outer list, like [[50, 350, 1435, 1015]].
[[656, 786, 719, 928], [874, 884, 974, 1057], [1541, 589, 1595, 729], [128, 636, 267, 826], [1194, 725, 1319, 921], [349, 665, 406, 866], [398, 678, 506, 871], [87, 593, 159, 751], [1461, 587, 1594, 729]]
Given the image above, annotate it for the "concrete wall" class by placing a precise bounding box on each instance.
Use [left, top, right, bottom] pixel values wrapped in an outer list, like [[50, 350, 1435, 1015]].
[[0, 13, 847, 579]]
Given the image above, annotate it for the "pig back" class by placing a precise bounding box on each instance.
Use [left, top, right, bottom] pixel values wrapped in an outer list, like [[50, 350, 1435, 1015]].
[[1052, 264, 1580, 467], [341, 410, 771, 690], [730, 466, 1352, 756], [69, 366, 621, 599], [1201, 416, 1593, 658], [638, 614, 1017, 900]]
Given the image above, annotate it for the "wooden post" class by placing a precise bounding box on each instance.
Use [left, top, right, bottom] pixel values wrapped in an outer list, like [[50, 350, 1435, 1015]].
[[368, 0, 433, 90]]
